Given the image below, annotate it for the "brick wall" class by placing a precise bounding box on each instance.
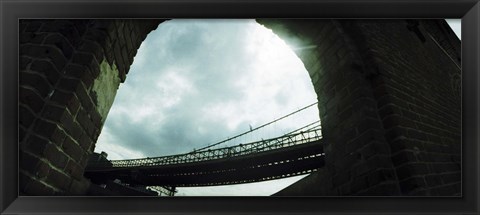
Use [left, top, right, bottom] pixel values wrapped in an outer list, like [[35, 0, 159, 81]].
[[259, 19, 461, 196], [19, 19, 163, 195], [358, 19, 461, 195]]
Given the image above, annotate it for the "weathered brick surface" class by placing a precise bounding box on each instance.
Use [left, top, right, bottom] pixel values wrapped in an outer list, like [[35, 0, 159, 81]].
[[19, 19, 163, 195], [353, 20, 461, 195], [263, 19, 460, 196]]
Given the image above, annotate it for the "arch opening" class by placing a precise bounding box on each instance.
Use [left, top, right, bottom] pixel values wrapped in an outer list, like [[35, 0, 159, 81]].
[[93, 19, 322, 196]]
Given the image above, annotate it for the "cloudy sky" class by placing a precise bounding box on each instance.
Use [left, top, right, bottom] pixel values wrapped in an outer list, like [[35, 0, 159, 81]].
[[94, 19, 320, 196], [94, 19, 461, 196]]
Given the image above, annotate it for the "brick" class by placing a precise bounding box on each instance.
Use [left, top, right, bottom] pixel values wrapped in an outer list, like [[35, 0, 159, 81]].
[[347, 130, 383, 152], [50, 90, 80, 115], [72, 52, 97, 71], [20, 56, 33, 70], [44, 145, 69, 169], [20, 44, 67, 71], [383, 115, 417, 129], [30, 59, 62, 85], [353, 161, 375, 177], [76, 85, 95, 113], [337, 127, 357, 144], [84, 25, 110, 44], [396, 163, 429, 180], [423, 143, 449, 154], [430, 163, 460, 174], [76, 109, 94, 137], [57, 22, 84, 47], [357, 117, 382, 135], [65, 160, 85, 180], [431, 183, 459, 196], [24, 135, 50, 155], [400, 108, 421, 121], [33, 119, 66, 145], [440, 172, 460, 184], [450, 155, 460, 163], [367, 169, 396, 187], [350, 175, 369, 193], [34, 161, 51, 180], [337, 106, 352, 122], [63, 136, 83, 161], [90, 60, 102, 78], [64, 64, 95, 88], [373, 84, 389, 99], [19, 87, 44, 114], [54, 110, 75, 139], [20, 32, 49, 44], [79, 152, 92, 167], [333, 170, 351, 187], [377, 95, 395, 110], [416, 152, 432, 162], [46, 169, 72, 191], [336, 152, 360, 171], [357, 182, 401, 195], [399, 177, 427, 194], [19, 171, 34, 189], [44, 34, 75, 59], [365, 155, 393, 169], [20, 151, 48, 176], [78, 134, 93, 151], [57, 77, 82, 92], [19, 104, 36, 127], [20, 72, 52, 98], [89, 109, 103, 128], [69, 122, 84, 141], [431, 153, 452, 163], [359, 142, 384, 160], [391, 150, 417, 166], [385, 127, 407, 142], [78, 39, 105, 63], [23, 179, 56, 196], [113, 43, 125, 76], [42, 104, 67, 123], [426, 134, 442, 143]]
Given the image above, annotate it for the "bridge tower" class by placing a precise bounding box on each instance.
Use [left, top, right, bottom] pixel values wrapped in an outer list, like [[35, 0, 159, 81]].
[[19, 19, 460, 196]]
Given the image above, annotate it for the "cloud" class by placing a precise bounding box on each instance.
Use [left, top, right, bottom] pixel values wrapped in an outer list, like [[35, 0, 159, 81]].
[[94, 19, 320, 195]]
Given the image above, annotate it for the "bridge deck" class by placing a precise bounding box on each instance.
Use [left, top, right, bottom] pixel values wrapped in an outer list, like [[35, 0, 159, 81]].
[[85, 140, 324, 186]]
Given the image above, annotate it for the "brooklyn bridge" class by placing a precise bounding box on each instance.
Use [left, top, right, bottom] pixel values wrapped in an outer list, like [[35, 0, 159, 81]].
[[84, 103, 324, 192]]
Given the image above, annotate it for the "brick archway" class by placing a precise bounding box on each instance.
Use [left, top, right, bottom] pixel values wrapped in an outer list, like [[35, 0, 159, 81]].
[[19, 19, 461, 196]]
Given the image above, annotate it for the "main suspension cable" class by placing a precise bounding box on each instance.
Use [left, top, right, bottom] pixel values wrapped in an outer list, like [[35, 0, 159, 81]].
[[194, 101, 319, 152]]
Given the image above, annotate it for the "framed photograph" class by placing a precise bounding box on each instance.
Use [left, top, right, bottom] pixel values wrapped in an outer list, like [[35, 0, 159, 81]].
[[2, 0, 479, 214]]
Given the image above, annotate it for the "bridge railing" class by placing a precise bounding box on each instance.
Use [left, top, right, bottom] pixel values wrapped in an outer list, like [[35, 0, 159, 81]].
[[92, 128, 322, 168]]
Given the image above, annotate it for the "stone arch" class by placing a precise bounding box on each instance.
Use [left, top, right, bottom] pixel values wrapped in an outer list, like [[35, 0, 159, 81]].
[[19, 19, 461, 196]]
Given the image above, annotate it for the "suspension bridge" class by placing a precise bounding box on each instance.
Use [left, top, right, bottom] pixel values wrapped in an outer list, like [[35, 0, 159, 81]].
[[84, 102, 325, 188]]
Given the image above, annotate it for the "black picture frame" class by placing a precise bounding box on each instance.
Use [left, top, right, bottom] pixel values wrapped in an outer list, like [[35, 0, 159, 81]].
[[1, 0, 479, 214]]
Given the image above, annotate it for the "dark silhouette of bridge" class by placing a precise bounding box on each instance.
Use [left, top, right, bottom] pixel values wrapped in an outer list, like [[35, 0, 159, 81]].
[[85, 102, 324, 187]]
